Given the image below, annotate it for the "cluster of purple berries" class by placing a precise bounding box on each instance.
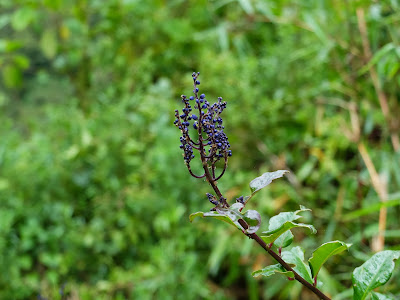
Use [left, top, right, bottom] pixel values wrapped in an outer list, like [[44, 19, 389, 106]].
[[174, 72, 232, 167]]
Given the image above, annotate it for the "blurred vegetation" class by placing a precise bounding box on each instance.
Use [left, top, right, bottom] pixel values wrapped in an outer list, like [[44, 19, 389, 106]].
[[0, 0, 399, 299]]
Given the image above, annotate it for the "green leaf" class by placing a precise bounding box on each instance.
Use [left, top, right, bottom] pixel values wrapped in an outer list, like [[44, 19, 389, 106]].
[[0, 39, 23, 53], [189, 211, 236, 228], [358, 43, 396, 75], [11, 7, 36, 31], [2, 64, 22, 88], [352, 250, 400, 300], [261, 206, 316, 248], [189, 203, 261, 234], [40, 29, 58, 59], [162, 19, 192, 42], [216, 203, 245, 224], [249, 170, 288, 195], [282, 246, 313, 284], [371, 292, 395, 300], [238, 0, 254, 15], [242, 209, 261, 234], [273, 230, 294, 249], [13, 55, 30, 69], [342, 198, 400, 221], [252, 263, 294, 279], [308, 241, 351, 278], [261, 220, 316, 246]]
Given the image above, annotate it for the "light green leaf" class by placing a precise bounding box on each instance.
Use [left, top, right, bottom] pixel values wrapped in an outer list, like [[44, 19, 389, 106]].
[[371, 292, 395, 300], [261, 221, 316, 245], [189, 211, 236, 228], [342, 198, 400, 221], [249, 170, 288, 195], [268, 205, 310, 230], [217, 203, 261, 234], [216, 203, 244, 223], [352, 250, 400, 300], [11, 7, 36, 31], [261, 206, 316, 248], [282, 246, 313, 284], [302, 13, 330, 45], [242, 209, 261, 234], [252, 263, 294, 278], [358, 43, 396, 75], [238, 0, 254, 15], [308, 241, 351, 278], [13, 55, 30, 69], [190, 203, 261, 234], [0, 40, 23, 53], [2, 64, 22, 88], [40, 29, 58, 59]]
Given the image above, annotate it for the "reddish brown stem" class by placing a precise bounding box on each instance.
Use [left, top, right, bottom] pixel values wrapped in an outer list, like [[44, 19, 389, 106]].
[[238, 219, 331, 300], [196, 146, 331, 298]]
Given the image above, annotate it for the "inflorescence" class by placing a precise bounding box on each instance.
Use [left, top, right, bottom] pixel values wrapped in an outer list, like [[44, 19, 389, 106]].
[[174, 72, 232, 183]]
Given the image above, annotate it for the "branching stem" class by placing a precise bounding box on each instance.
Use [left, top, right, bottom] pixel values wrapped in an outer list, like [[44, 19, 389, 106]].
[[237, 219, 331, 300], [202, 162, 331, 299], [178, 72, 330, 299]]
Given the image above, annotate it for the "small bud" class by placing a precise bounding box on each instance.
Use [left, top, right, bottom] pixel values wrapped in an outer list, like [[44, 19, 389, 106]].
[[207, 193, 219, 206], [236, 196, 244, 204]]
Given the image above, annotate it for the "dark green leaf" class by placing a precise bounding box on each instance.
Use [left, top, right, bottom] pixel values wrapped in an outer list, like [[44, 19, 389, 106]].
[[273, 230, 294, 249]]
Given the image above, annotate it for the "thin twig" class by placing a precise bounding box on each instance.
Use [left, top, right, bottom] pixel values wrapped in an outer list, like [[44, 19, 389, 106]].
[[356, 8, 399, 152], [182, 73, 331, 299], [237, 219, 331, 300], [198, 153, 331, 298], [358, 142, 388, 251]]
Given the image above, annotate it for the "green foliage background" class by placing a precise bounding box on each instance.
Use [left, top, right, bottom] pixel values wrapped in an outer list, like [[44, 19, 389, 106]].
[[0, 0, 399, 299]]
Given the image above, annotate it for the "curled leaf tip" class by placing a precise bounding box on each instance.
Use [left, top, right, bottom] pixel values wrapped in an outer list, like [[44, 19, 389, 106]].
[[249, 170, 289, 195]]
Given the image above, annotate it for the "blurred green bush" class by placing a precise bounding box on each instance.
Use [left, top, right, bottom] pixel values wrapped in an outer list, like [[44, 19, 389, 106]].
[[0, 0, 399, 299]]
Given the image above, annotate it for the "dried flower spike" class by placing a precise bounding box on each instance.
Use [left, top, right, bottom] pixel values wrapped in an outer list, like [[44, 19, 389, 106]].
[[174, 72, 232, 184]]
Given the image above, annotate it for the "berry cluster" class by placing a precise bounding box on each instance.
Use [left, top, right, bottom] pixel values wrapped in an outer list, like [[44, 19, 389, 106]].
[[174, 72, 232, 181]]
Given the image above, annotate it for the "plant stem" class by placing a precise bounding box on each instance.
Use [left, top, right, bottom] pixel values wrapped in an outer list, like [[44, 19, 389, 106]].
[[237, 219, 331, 300], [200, 165, 331, 298], [358, 142, 388, 252], [191, 74, 330, 298], [356, 8, 399, 152]]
